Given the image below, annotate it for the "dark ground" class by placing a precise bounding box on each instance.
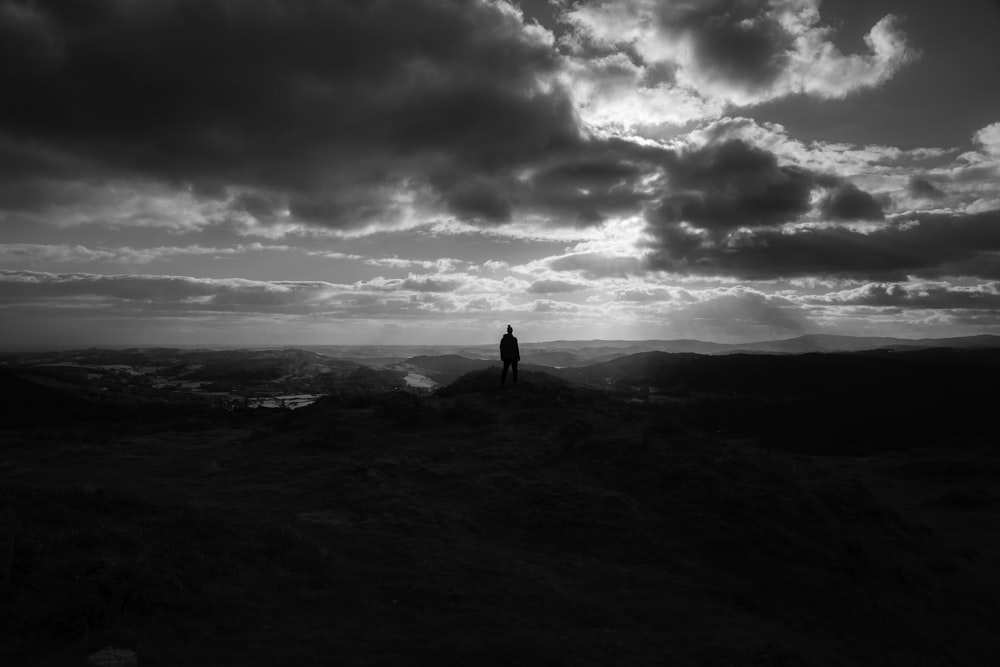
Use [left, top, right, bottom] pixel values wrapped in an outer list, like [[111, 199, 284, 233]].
[[1, 358, 999, 666]]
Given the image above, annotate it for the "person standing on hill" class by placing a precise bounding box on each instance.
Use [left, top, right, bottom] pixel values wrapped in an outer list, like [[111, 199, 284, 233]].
[[500, 324, 520, 385]]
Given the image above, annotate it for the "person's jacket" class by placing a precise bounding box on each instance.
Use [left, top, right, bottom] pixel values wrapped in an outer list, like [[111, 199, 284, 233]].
[[500, 333, 520, 362]]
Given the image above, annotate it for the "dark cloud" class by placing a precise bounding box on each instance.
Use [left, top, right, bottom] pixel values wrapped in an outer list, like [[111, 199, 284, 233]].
[[230, 191, 285, 223], [431, 136, 671, 226], [441, 179, 513, 225], [0, 0, 582, 227], [0, 269, 324, 308], [908, 175, 946, 199], [656, 0, 793, 91], [646, 210, 1000, 280], [641, 61, 678, 88], [534, 159, 643, 186], [931, 254, 1000, 281], [287, 196, 351, 227], [523, 151, 658, 224], [808, 282, 1000, 310], [651, 139, 820, 231], [0, 269, 467, 316], [0, 178, 102, 213], [819, 183, 885, 221], [643, 138, 901, 277], [575, 208, 606, 225]]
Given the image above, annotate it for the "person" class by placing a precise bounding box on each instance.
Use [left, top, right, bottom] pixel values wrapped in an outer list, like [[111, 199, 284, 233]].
[[499, 324, 520, 385]]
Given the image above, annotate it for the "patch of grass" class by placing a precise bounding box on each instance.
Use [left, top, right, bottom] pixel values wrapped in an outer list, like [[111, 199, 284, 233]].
[[443, 396, 496, 426]]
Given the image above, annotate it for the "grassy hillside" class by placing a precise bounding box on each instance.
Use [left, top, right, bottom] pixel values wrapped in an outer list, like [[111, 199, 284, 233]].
[[1, 368, 999, 665], [553, 349, 1000, 453]]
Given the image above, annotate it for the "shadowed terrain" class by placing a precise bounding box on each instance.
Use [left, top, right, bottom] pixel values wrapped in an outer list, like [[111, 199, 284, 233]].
[[1, 350, 999, 665]]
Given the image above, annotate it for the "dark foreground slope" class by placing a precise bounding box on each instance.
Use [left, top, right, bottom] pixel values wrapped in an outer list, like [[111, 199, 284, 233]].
[[556, 348, 1000, 453], [1, 370, 999, 665]]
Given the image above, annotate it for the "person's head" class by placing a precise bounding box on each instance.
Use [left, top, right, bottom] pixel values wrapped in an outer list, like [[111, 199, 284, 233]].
[[506, 324, 513, 334]]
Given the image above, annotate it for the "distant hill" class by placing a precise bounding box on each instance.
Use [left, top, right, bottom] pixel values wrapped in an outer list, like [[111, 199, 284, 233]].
[[446, 334, 1000, 367], [729, 333, 1000, 354], [869, 334, 1000, 351], [733, 334, 903, 354], [0, 369, 199, 427], [546, 348, 1000, 453], [557, 347, 1000, 392], [11, 335, 999, 367], [0, 369, 99, 426], [404, 355, 496, 385], [512, 350, 585, 367], [526, 333, 1000, 357]]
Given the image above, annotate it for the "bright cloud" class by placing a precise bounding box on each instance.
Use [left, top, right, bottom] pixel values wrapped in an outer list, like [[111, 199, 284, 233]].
[[559, 0, 918, 131]]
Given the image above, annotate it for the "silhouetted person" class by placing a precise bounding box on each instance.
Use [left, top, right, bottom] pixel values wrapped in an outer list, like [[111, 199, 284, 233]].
[[500, 324, 520, 385]]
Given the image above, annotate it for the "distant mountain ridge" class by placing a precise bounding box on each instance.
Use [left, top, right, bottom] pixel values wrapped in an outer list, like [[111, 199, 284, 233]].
[[522, 333, 1000, 355], [550, 347, 1000, 390], [445, 333, 1000, 368], [399, 334, 1000, 384], [9, 334, 998, 362]]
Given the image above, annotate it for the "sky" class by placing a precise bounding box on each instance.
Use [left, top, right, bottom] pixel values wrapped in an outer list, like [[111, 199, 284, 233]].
[[2, 0, 1000, 347]]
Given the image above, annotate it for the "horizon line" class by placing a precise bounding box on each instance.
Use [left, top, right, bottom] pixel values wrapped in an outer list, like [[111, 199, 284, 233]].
[[3, 332, 1000, 354]]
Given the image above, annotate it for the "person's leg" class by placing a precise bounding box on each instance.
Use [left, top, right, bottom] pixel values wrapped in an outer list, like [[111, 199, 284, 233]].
[[501, 360, 510, 384], [512, 361, 518, 384]]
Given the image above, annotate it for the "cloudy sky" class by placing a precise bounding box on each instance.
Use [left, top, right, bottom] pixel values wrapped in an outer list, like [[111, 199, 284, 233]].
[[2, 0, 1000, 347]]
